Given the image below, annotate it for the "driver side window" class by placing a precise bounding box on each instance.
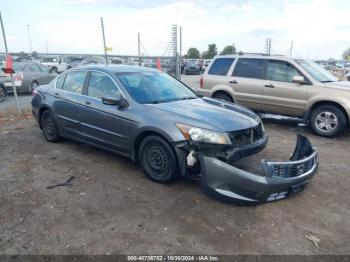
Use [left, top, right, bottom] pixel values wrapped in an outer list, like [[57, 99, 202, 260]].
[[87, 71, 120, 99], [266, 60, 302, 83]]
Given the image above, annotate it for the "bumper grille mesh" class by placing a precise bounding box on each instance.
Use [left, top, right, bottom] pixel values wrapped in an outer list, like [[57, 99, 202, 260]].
[[228, 123, 264, 146], [271, 157, 315, 178]]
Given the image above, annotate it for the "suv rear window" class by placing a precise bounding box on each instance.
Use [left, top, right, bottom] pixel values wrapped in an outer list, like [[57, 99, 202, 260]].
[[233, 58, 265, 79], [208, 58, 234, 76]]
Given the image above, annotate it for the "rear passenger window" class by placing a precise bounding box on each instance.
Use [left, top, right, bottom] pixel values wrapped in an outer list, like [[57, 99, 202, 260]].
[[56, 74, 66, 89], [62, 71, 87, 94], [233, 58, 265, 79], [208, 58, 234, 76]]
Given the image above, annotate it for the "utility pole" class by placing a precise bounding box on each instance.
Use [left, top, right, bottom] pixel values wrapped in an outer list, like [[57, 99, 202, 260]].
[[179, 27, 182, 79], [289, 41, 293, 56], [171, 24, 179, 79], [100, 17, 108, 65], [27, 24, 32, 53], [138, 32, 141, 66], [0, 11, 21, 114]]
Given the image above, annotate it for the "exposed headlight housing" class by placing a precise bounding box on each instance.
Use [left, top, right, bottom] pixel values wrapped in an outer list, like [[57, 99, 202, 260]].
[[176, 123, 231, 145]]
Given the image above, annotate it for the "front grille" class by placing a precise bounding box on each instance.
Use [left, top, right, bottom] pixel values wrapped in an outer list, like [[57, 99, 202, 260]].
[[271, 157, 315, 178], [228, 124, 264, 146]]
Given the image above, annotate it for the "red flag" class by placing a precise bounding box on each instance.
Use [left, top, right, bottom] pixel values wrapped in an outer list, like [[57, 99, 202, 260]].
[[2, 55, 15, 74], [156, 58, 161, 70]]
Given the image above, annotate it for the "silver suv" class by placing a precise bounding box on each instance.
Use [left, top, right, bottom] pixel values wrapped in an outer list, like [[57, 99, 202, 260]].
[[198, 53, 350, 137]]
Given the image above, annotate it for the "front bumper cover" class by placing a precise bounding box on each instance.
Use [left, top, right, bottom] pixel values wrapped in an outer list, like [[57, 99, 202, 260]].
[[200, 134, 318, 204]]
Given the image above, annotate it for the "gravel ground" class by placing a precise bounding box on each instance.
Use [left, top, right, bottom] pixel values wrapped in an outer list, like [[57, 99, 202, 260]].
[[0, 115, 349, 255]]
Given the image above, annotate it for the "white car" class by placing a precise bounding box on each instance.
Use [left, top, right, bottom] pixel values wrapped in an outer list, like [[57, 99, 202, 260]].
[[40, 56, 68, 73]]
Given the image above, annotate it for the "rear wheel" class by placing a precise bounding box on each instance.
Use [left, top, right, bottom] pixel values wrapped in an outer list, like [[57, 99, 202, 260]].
[[41, 110, 61, 142], [213, 92, 233, 103], [138, 136, 179, 183], [0, 86, 6, 102], [31, 81, 38, 93], [310, 105, 347, 137]]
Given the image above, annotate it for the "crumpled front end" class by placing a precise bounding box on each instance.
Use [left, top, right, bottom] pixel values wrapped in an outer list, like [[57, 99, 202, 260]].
[[200, 134, 318, 204]]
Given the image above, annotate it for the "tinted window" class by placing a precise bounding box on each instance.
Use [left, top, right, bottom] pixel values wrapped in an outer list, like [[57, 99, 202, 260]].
[[56, 74, 66, 89], [233, 58, 265, 79], [87, 71, 120, 99], [266, 60, 302, 83], [27, 64, 38, 72], [208, 58, 234, 76], [62, 71, 86, 94]]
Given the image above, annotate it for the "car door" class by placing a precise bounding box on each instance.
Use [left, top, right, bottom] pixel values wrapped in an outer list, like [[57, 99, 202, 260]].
[[79, 70, 134, 155], [37, 64, 56, 84], [230, 58, 265, 110], [31, 64, 48, 85], [262, 60, 308, 116], [205, 57, 235, 91], [51, 71, 88, 137]]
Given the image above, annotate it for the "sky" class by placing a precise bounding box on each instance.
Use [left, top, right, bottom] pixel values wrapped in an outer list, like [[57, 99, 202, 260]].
[[0, 0, 349, 59]]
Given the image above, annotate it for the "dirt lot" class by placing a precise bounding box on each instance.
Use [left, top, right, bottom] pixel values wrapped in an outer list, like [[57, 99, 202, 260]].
[[0, 113, 349, 255]]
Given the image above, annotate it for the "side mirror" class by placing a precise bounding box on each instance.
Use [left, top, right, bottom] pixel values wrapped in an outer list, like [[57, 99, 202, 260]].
[[102, 94, 128, 108], [292, 75, 305, 84]]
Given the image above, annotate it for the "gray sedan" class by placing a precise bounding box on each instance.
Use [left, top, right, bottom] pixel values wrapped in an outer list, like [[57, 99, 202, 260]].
[[31, 65, 318, 204], [0, 62, 57, 93]]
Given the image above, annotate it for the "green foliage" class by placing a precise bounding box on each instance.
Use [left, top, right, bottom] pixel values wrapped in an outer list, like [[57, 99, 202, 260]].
[[185, 48, 200, 59], [342, 47, 350, 60], [202, 44, 217, 59], [220, 45, 236, 55]]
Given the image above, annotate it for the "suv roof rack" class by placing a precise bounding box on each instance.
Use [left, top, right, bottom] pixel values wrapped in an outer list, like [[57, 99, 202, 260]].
[[235, 52, 286, 57]]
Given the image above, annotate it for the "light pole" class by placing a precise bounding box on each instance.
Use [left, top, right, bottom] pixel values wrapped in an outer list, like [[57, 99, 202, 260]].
[[27, 24, 32, 52]]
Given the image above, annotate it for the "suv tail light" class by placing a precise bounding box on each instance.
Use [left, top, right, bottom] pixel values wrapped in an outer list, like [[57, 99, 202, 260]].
[[14, 72, 24, 81], [200, 76, 203, 88]]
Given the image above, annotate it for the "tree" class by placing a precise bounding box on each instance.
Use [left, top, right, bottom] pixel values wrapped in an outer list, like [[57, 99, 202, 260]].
[[220, 44, 236, 55], [202, 44, 217, 59], [342, 47, 350, 60], [185, 48, 200, 59]]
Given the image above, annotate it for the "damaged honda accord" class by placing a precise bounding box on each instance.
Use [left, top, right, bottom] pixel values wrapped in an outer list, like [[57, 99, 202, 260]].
[[31, 65, 318, 204]]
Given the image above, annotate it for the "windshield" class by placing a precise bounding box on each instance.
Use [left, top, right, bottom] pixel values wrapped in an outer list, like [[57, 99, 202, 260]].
[[296, 59, 338, 83], [116, 71, 197, 104]]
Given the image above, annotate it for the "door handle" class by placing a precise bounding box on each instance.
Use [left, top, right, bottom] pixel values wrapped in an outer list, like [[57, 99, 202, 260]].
[[84, 101, 91, 105], [265, 84, 275, 88], [229, 80, 238, 84]]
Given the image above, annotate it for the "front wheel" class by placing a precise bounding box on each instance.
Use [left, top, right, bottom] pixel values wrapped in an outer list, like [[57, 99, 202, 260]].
[[41, 110, 61, 142], [310, 105, 347, 137], [138, 136, 179, 183]]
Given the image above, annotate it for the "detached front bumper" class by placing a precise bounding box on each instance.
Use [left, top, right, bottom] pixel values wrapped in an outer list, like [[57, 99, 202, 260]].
[[200, 134, 318, 204]]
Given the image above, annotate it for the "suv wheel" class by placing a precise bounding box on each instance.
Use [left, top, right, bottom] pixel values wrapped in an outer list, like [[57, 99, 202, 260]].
[[41, 110, 61, 142], [310, 105, 347, 137], [213, 92, 233, 103], [138, 136, 179, 183]]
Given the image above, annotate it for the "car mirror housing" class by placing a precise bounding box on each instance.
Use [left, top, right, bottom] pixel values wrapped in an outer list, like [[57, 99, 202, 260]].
[[102, 94, 128, 108], [292, 75, 305, 84]]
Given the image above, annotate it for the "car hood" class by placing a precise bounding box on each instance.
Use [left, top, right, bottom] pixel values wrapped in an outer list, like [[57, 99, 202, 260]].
[[324, 81, 350, 90], [145, 98, 261, 132]]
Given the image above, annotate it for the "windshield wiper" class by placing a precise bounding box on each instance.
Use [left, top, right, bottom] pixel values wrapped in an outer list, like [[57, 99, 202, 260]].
[[181, 96, 197, 100], [321, 80, 336, 83]]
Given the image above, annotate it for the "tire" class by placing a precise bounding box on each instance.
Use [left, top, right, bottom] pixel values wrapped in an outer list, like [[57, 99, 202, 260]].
[[213, 92, 233, 103], [50, 67, 58, 73], [40, 110, 61, 142], [0, 86, 6, 102], [31, 81, 38, 93], [310, 105, 347, 137], [138, 135, 179, 183]]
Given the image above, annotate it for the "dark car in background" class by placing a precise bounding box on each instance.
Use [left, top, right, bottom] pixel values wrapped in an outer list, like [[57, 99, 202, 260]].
[[0, 62, 57, 93], [184, 61, 201, 75], [31, 65, 318, 204]]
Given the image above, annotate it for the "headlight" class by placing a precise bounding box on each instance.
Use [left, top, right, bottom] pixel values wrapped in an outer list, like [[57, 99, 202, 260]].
[[176, 123, 231, 145]]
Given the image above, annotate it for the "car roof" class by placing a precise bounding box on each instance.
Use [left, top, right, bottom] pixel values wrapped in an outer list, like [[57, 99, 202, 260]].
[[213, 53, 299, 61], [74, 64, 160, 74]]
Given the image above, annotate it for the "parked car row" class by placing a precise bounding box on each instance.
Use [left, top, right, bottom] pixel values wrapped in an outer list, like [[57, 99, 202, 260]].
[[199, 53, 350, 137]]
